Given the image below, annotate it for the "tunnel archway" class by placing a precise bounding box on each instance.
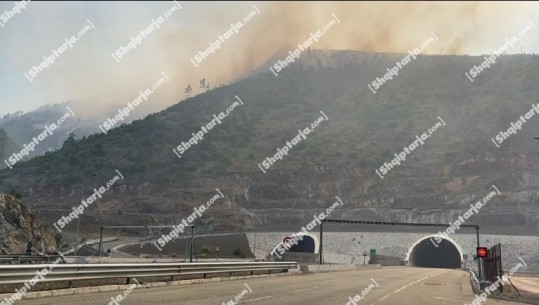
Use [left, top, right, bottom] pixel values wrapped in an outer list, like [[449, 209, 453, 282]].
[[270, 233, 319, 257], [405, 234, 463, 269]]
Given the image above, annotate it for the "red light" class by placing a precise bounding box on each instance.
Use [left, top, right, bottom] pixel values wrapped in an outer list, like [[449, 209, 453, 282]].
[[477, 247, 488, 258]]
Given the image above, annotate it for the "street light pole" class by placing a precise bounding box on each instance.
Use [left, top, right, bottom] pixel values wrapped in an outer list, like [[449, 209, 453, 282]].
[[253, 232, 257, 260], [74, 216, 81, 256], [98, 227, 103, 257], [189, 225, 194, 263], [319, 221, 323, 265]]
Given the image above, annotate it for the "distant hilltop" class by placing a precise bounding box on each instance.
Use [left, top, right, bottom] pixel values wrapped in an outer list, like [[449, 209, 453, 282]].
[[1, 50, 539, 235]]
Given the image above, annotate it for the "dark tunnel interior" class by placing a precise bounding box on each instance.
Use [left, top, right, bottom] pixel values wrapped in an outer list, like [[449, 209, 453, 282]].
[[289, 235, 316, 253], [408, 238, 461, 268]]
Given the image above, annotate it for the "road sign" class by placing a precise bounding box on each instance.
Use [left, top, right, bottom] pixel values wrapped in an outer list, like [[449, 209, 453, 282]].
[[283, 236, 294, 246]]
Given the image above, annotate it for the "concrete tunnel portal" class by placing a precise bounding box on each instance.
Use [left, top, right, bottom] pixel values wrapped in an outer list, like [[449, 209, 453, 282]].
[[405, 235, 464, 269]]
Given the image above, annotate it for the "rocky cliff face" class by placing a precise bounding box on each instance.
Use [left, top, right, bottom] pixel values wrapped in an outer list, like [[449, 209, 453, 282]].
[[0, 194, 57, 254]]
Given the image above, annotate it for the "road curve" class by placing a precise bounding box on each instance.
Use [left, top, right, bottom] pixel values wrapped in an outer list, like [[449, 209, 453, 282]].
[[15, 267, 524, 305]]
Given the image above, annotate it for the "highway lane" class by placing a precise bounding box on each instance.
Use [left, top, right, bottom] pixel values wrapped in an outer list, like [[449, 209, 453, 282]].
[[15, 267, 526, 305], [511, 276, 539, 294]]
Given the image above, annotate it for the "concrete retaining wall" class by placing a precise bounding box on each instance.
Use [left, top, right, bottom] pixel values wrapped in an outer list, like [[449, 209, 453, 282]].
[[300, 264, 381, 273]]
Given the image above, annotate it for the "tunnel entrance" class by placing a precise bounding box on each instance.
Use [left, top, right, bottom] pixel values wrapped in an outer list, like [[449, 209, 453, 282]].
[[270, 233, 320, 258], [288, 234, 317, 253], [405, 235, 463, 269]]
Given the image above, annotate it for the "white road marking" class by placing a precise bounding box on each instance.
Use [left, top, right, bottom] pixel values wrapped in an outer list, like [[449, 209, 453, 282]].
[[410, 276, 429, 285], [393, 285, 409, 293], [295, 287, 318, 293], [373, 272, 444, 303], [242, 296, 272, 303], [434, 296, 451, 300]]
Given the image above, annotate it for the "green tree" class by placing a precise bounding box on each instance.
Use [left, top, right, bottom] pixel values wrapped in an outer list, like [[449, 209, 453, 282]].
[[63, 132, 76, 147], [54, 233, 62, 248]]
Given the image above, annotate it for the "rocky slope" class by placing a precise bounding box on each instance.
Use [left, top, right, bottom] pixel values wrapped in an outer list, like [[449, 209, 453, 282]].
[[0, 194, 57, 254], [1, 50, 539, 235]]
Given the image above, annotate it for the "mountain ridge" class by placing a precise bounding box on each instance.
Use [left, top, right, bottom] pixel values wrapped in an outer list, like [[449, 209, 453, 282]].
[[1, 50, 539, 235]]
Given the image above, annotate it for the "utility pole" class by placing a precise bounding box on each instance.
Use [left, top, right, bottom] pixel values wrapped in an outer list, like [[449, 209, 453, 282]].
[[476, 226, 482, 279], [98, 227, 103, 257], [253, 232, 257, 260], [319, 221, 323, 265], [74, 217, 81, 256], [189, 225, 195, 263]]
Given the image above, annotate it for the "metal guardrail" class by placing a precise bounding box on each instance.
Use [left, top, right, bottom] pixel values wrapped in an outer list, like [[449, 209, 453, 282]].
[[0, 255, 67, 264], [469, 268, 481, 293], [0, 261, 298, 284]]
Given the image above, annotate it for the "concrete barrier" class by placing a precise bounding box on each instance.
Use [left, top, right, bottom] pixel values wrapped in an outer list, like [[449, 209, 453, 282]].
[[370, 255, 404, 266], [300, 264, 382, 273], [68, 257, 254, 264], [282, 252, 319, 263], [0, 271, 299, 300]]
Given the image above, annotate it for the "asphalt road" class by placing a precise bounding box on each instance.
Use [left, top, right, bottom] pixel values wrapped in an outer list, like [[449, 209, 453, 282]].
[[15, 267, 526, 305], [512, 277, 539, 294]]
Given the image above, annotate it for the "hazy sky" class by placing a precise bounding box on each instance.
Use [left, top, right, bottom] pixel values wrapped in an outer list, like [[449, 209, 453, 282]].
[[1, 1, 539, 117]]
